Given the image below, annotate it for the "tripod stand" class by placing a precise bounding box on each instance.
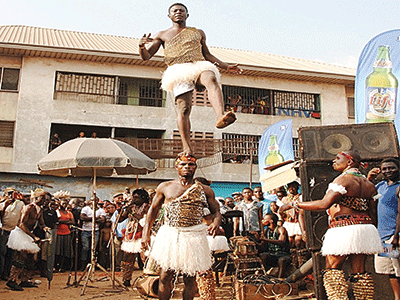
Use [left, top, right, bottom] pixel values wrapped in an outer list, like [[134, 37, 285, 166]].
[[76, 177, 126, 295]]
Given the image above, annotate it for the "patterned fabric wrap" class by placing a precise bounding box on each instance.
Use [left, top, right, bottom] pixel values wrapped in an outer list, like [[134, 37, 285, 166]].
[[329, 214, 373, 229], [164, 27, 205, 66], [327, 183, 369, 211], [340, 196, 369, 212], [164, 182, 207, 227]]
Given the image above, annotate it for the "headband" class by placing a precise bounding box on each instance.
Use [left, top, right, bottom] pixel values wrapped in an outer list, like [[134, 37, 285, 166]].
[[339, 151, 368, 168], [175, 154, 197, 166]]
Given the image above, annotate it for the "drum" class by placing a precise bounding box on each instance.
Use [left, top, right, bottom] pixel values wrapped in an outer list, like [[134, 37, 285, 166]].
[[134, 275, 159, 298], [233, 240, 258, 257], [143, 257, 161, 276]]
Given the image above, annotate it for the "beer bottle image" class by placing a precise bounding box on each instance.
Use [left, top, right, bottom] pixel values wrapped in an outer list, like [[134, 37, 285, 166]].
[[365, 45, 398, 123], [265, 134, 284, 166]]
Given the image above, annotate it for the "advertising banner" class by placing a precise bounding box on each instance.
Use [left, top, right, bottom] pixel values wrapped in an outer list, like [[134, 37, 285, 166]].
[[258, 119, 294, 182], [355, 30, 400, 134]]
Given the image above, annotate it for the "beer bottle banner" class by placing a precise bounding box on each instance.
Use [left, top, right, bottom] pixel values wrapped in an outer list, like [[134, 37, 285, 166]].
[[355, 29, 400, 137], [258, 119, 294, 183]]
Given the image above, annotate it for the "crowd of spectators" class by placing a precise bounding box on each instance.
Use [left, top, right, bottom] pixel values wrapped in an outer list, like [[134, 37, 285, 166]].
[[0, 182, 308, 291]]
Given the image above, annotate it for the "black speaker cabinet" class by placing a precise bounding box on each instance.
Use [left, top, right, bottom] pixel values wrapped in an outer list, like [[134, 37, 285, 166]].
[[299, 162, 336, 250], [299, 122, 399, 162]]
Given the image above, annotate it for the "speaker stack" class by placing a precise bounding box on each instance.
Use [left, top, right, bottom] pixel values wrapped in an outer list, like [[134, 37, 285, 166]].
[[298, 122, 399, 299]]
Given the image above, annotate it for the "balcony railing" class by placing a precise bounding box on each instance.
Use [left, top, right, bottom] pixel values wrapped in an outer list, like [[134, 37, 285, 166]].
[[116, 138, 259, 161]]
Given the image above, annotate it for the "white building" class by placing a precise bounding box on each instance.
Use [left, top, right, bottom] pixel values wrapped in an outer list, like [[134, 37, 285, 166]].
[[0, 25, 355, 199]]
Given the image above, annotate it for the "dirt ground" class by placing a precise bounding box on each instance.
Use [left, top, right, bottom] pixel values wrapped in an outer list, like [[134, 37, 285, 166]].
[[0, 269, 315, 300]]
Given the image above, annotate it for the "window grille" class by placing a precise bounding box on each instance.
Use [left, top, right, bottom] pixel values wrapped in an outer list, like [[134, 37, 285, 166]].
[[223, 85, 271, 115], [54, 72, 115, 103], [0, 121, 15, 147], [293, 137, 300, 159], [273, 90, 320, 117], [118, 77, 165, 107], [222, 133, 261, 163], [0, 68, 20, 91]]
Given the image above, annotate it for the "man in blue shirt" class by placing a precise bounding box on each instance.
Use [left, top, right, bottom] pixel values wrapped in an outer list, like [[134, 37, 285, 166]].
[[368, 158, 400, 300]]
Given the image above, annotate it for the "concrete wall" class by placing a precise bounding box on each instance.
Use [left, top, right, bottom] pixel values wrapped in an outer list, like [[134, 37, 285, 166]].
[[0, 55, 352, 185]]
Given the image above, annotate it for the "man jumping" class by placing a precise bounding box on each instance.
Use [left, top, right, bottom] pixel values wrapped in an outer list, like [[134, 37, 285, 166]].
[[139, 3, 242, 155]]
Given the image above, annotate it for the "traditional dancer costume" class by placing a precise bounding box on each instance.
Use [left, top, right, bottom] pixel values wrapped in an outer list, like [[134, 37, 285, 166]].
[[7, 202, 42, 288], [161, 27, 221, 98], [321, 168, 382, 300], [150, 181, 211, 276], [120, 202, 149, 284]]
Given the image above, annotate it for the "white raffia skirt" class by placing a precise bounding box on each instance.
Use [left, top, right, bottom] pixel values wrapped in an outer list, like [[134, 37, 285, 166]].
[[7, 226, 40, 254], [161, 61, 221, 97], [150, 224, 211, 276], [207, 235, 230, 252], [321, 224, 383, 256], [121, 238, 142, 253]]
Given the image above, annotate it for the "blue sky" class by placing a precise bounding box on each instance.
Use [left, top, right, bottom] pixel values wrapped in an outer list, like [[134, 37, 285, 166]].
[[2, 0, 400, 68]]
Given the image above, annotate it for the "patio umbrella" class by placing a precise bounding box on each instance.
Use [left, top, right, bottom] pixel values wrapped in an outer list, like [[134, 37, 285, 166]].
[[37, 137, 156, 292], [38, 137, 156, 177]]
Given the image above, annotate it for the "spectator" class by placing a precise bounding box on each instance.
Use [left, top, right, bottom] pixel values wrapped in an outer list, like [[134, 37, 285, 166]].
[[242, 156, 251, 164], [253, 186, 273, 216], [78, 131, 85, 138], [258, 213, 291, 278], [41, 198, 59, 278], [123, 188, 131, 202], [279, 181, 303, 248], [234, 187, 263, 237], [232, 192, 243, 204], [49, 133, 62, 151], [220, 197, 235, 214], [55, 199, 74, 272], [368, 158, 400, 299], [230, 156, 241, 164], [110, 193, 127, 272], [80, 196, 106, 269], [91, 132, 97, 138], [269, 201, 283, 226]]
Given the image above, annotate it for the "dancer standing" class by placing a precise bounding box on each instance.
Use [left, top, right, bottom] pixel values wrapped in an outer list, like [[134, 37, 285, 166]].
[[139, 3, 242, 155]]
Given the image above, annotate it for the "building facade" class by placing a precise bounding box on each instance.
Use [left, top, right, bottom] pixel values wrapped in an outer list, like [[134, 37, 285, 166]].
[[0, 25, 355, 199]]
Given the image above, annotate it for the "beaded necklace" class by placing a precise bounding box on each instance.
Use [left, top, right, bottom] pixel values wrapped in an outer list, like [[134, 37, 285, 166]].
[[342, 168, 365, 178]]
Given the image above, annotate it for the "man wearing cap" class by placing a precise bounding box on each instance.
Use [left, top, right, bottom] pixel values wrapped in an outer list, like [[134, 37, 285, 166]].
[[6, 189, 50, 291], [142, 154, 221, 300], [0, 188, 25, 281], [283, 151, 382, 299]]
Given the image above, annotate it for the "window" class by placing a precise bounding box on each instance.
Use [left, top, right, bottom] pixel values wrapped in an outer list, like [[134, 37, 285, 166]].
[[0, 121, 15, 147], [222, 85, 320, 118], [54, 72, 115, 104], [347, 97, 355, 119], [118, 77, 165, 107], [54, 72, 166, 107], [222, 133, 261, 163], [0, 68, 20, 91]]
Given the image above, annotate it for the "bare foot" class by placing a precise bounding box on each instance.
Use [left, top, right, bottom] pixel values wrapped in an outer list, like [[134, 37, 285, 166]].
[[178, 149, 192, 157], [216, 111, 237, 129]]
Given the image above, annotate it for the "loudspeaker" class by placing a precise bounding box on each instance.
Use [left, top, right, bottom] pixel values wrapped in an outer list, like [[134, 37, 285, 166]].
[[299, 162, 336, 250], [299, 123, 399, 162]]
